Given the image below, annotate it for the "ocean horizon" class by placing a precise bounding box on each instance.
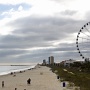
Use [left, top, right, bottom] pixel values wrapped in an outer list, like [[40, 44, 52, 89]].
[[0, 64, 36, 76]]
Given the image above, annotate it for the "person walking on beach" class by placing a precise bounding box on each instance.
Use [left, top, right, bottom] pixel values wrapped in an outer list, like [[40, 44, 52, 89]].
[[27, 78, 31, 84], [2, 81, 4, 87]]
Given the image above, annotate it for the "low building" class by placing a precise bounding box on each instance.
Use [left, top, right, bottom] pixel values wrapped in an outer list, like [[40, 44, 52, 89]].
[[64, 59, 76, 67]]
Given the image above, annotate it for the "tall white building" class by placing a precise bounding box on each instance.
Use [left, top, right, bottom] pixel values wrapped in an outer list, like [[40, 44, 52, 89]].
[[48, 56, 54, 64]]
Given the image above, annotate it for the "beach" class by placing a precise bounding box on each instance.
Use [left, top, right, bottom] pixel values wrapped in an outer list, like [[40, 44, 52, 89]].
[[0, 65, 65, 90]]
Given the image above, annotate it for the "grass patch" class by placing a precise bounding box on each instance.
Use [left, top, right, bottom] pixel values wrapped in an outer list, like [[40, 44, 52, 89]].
[[48, 65, 90, 90]]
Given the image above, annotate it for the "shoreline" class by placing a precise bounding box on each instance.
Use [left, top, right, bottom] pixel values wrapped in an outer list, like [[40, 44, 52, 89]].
[[0, 64, 36, 76]]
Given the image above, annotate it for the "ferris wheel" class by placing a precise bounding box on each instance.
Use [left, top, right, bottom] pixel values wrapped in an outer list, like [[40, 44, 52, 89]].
[[76, 22, 90, 61]]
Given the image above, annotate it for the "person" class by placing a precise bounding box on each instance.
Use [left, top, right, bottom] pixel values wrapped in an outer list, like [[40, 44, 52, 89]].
[[27, 78, 31, 84], [2, 81, 4, 87], [57, 76, 60, 79], [63, 82, 66, 87]]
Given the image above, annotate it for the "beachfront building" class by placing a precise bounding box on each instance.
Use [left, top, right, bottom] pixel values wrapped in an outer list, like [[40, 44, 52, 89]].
[[42, 59, 46, 65], [63, 59, 76, 67], [85, 58, 90, 62], [48, 56, 54, 64]]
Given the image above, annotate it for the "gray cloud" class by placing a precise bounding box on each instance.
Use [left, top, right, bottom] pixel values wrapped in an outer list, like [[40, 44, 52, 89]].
[[8, 16, 84, 37], [84, 11, 90, 21], [61, 10, 77, 16], [51, 0, 73, 3], [0, 49, 28, 57], [0, 15, 87, 63]]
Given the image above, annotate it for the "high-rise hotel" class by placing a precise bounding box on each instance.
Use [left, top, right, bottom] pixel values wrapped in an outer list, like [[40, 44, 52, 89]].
[[48, 56, 54, 64]]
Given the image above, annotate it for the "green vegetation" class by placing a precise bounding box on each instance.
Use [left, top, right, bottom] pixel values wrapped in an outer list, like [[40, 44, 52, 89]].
[[48, 63, 90, 90], [71, 61, 90, 72]]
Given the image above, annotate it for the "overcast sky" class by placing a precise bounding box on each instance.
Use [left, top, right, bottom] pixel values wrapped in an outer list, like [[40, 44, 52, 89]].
[[0, 0, 90, 64]]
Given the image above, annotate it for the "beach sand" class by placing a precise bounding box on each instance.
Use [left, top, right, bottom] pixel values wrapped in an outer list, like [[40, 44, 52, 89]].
[[0, 66, 64, 90]]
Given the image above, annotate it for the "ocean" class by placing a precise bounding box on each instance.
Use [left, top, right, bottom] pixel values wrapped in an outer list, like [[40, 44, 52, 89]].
[[0, 65, 36, 76]]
